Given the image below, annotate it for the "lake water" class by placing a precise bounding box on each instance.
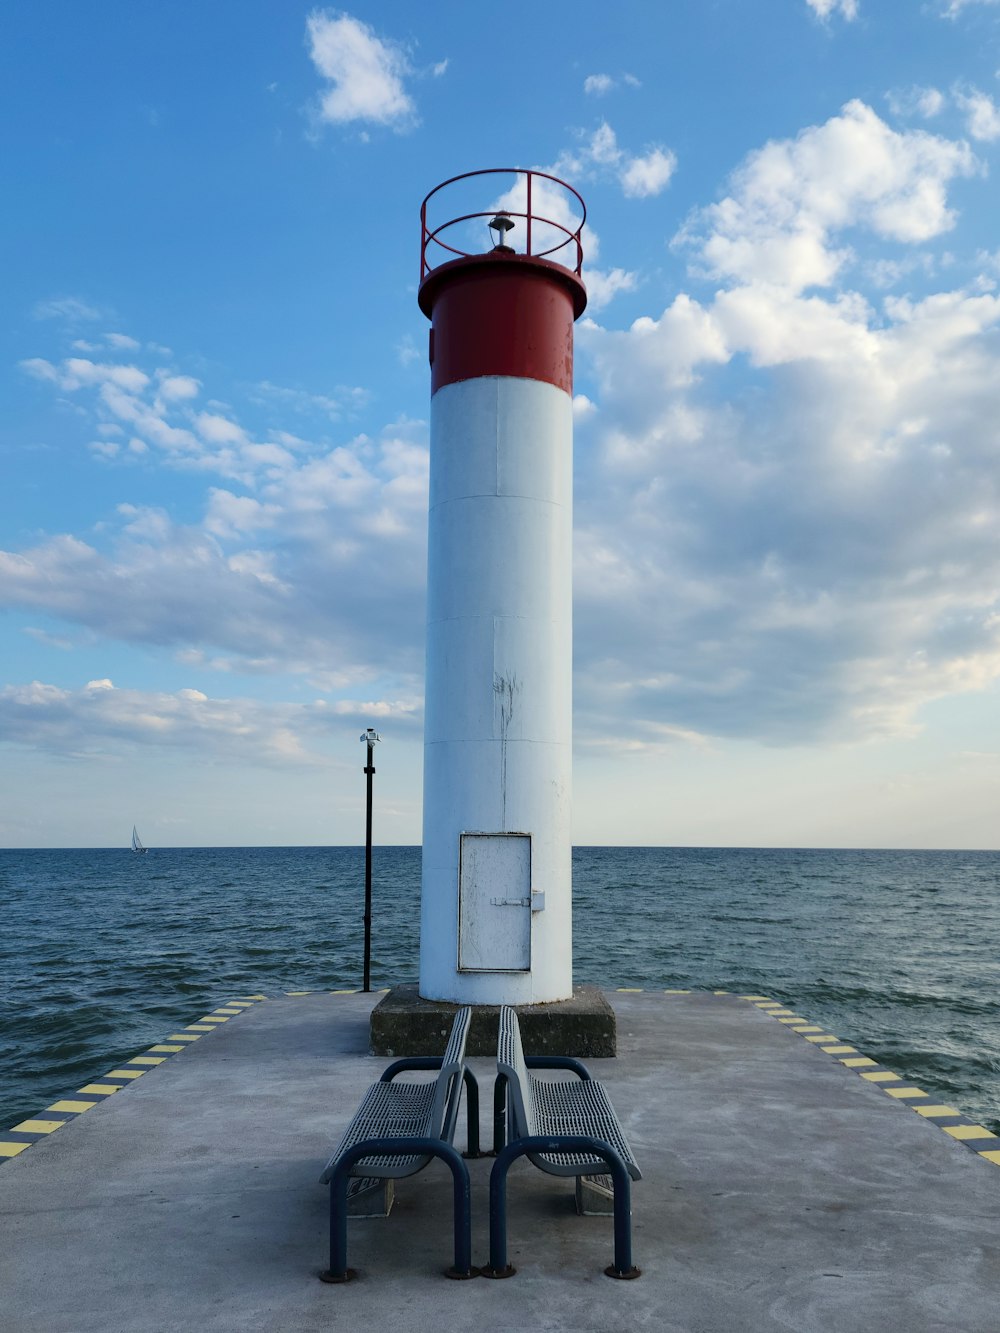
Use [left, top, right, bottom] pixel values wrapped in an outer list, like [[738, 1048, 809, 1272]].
[[1, 845, 998, 1134]]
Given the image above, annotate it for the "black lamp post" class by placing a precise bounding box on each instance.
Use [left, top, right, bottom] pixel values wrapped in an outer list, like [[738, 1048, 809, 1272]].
[[360, 727, 380, 991]]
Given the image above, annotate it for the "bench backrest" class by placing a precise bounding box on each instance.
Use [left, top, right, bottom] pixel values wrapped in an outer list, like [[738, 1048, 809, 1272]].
[[429, 1005, 472, 1141], [497, 1005, 538, 1138]]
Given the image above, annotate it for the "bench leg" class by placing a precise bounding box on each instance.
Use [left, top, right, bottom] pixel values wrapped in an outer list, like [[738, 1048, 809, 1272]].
[[481, 1136, 640, 1281], [492, 1073, 508, 1155], [319, 1137, 476, 1283], [462, 1068, 483, 1158]]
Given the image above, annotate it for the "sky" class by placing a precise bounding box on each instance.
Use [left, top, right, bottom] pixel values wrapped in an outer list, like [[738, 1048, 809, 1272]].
[[4, 0, 1000, 849]]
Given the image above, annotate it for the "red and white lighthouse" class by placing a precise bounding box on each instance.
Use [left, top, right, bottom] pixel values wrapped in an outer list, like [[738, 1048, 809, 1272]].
[[417, 170, 587, 1005]]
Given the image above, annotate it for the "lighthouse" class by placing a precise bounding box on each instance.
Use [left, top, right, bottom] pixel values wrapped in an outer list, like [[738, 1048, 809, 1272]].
[[417, 170, 587, 1006]]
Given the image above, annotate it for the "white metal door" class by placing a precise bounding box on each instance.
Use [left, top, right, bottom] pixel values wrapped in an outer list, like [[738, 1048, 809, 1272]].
[[458, 833, 531, 972]]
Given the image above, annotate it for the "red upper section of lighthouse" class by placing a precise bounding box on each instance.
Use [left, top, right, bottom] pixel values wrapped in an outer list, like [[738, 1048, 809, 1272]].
[[418, 169, 588, 397]]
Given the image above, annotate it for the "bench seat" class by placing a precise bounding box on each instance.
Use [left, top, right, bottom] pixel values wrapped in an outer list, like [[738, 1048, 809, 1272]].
[[320, 1079, 443, 1181], [526, 1076, 641, 1179], [318, 1006, 477, 1281], [486, 1005, 642, 1279]]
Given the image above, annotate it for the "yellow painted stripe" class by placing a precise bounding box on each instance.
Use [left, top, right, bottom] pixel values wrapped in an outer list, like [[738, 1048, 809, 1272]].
[[861, 1071, 901, 1083], [285, 991, 313, 996], [767, 1010, 796, 1017], [239, 994, 267, 1001], [11, 1119, 66, 1134], [223, 1001, 254, 1008], [804, 1035, 839, 1043], [47, 1100, 95, 1114], [78, 1084, 120, 1095], [148, 1044, 184, 1053], [821, 1045, 858, 1055], [198, 1016, 228, 1024], [168, 1034, 201, 1042], [777, 1017, 808, 1024], [185, 1025, 214, 1032], [754, 1002, 784, 1009], [741, 995, 772, 1002], [978, 1150, 1000, 1165], [616, 988, 644, 992], [915, 1105, 962, 1118], [943, 1125, 998, 1142], [663, 989, 691, 994], [128, 1056, 166, 1066], [713, 990, 730, 995], [330, 988, 358, 994], [840, 1058, 879, 1068], [884, 1087, 929, 1099], [0, 1142, 30, 1157], [105, 1069, 145, 1079], [793, 1026, 824, 1034]]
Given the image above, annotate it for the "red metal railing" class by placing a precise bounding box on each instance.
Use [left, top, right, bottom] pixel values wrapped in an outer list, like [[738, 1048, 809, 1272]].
[[420, 168, 586, 282]]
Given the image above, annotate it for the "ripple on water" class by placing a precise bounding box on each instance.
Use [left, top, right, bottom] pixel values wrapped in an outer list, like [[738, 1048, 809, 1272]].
[[0, 845, 998, 1134]]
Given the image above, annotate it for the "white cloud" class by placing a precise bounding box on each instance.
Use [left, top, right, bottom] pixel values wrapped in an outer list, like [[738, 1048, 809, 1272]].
[[251, 378, 366, 420], [552, 121, 677, 201], [585, 266, 639, 311], [584, 73, 614, 96], [106, 332, 141, 350], [887, 86, 946, 119], [306, 10, 416, 129], [955, 86, 1000, 140], [584, 72, 640, 95], [620, 147, 677, 198], [19, 357, 60, 383], [566, 100, 1000, 750], [941, 0, 1000, 15], [676, 100, 977, 292], [195, 411, 248, 446], [13, 94, 1000, 766], [32, 296, 101, 322], [575, 271, 1000, 743], [64, 358, 150, 392], [0, 676, 424, 766], [204, 490, 279, 538], [806, 0, 859, 17], [0, 362, 432, 691], [157, 374, 201, 401], [396, 334, 420, 367], [21, 357, 150, 394]]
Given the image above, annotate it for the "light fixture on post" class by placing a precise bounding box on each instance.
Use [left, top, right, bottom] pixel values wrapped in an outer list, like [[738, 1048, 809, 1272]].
[[360, 727, 381, 991], [488, 210, 515, 251]]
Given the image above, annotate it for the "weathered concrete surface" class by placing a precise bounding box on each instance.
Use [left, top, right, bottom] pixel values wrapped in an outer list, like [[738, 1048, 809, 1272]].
[[1, 990, 999, 1332], [370, 982, 616, 1056]]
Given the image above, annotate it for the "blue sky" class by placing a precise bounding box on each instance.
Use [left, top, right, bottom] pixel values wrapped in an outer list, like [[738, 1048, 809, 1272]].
[[4, 0, 1000, 848]]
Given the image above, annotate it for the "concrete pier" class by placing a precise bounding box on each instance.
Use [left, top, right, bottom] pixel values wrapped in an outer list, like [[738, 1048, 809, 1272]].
[[1, 990, 998, 1332]]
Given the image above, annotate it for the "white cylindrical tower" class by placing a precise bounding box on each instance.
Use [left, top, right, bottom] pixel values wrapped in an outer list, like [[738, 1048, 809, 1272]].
[[417, 170, 587, 1005]]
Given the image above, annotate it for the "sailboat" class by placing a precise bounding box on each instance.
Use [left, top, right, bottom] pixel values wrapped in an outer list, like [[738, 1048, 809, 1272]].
[[131, 825, 148, 854]]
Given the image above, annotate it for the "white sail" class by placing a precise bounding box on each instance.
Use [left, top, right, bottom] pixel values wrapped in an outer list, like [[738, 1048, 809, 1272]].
[[131, 825, 147, 853]]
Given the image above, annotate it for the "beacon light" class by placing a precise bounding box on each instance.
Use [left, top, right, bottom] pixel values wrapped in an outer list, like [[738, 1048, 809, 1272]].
[[488, 211, 516, 251]]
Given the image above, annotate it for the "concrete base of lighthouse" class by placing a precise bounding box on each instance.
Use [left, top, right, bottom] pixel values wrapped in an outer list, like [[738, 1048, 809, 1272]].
[[368, 984, 617, 1057]]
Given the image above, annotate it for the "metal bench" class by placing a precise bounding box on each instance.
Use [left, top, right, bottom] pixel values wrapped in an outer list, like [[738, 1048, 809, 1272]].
[[485, 1004, 641, 1280], [318, 1005, 480, 1282]]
